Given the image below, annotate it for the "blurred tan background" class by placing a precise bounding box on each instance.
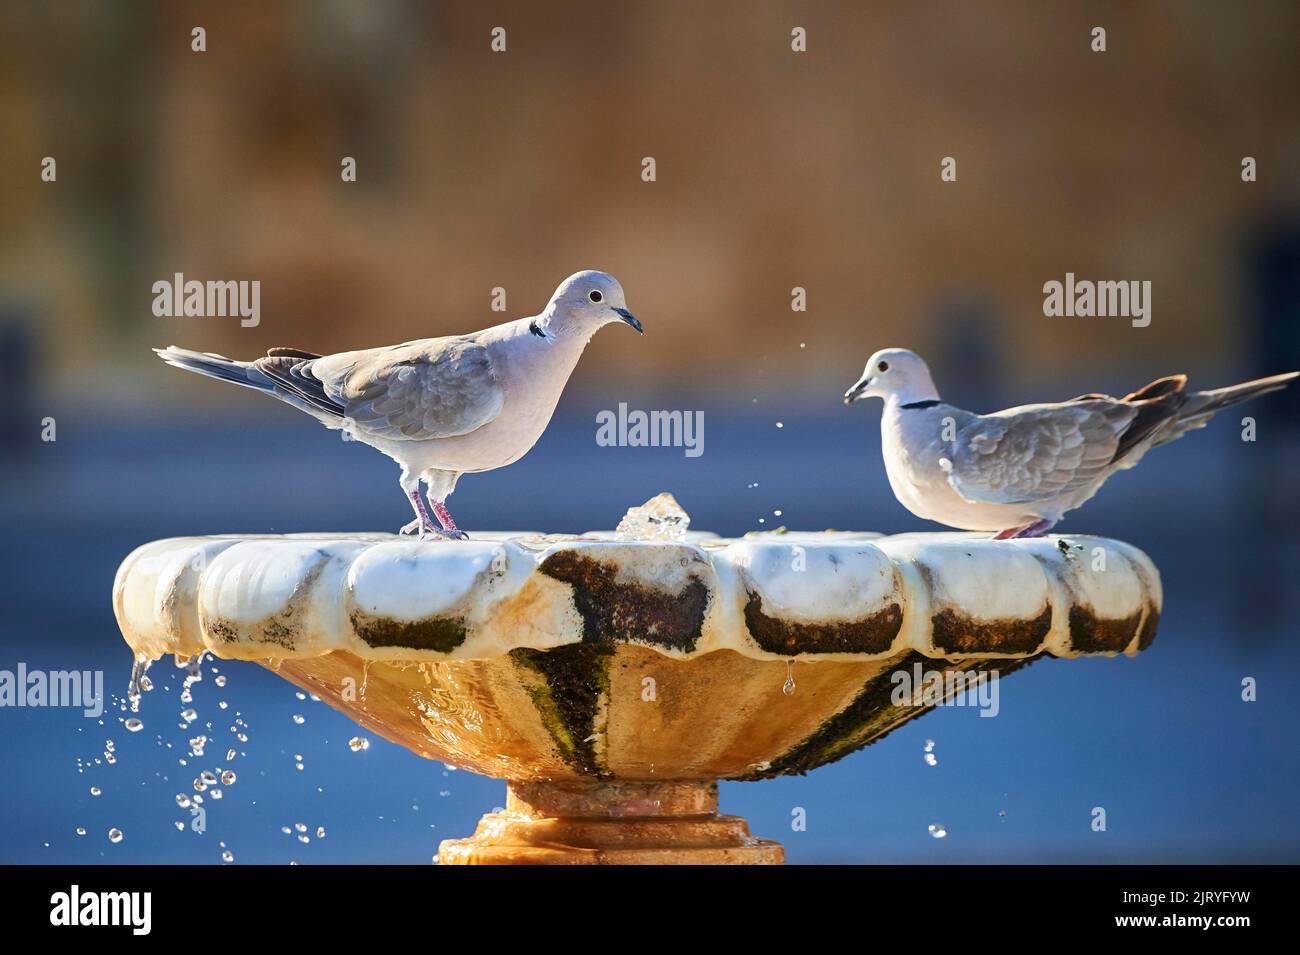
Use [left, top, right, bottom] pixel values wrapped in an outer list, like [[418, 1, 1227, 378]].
[[3, 0, 1299, 405]]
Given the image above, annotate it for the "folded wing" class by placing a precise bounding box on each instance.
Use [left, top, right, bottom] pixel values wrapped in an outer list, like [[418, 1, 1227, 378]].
[[314, 337, 505, 441], [945, 402, 1135, 505]]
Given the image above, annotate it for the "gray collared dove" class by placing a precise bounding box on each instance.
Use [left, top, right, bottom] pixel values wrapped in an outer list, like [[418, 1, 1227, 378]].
[[844, 347, 1297, 538], [157, 270, 641, 539]]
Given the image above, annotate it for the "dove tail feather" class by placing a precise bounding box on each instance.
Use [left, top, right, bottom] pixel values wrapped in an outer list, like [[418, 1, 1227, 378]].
[[1180, 371, 1299, 418], [1112, 370, 1298, 458], [154, 346, 274, 393]]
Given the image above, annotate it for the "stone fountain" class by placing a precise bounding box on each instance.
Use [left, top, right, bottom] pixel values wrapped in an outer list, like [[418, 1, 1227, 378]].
[[112, 507, 1160, 864]]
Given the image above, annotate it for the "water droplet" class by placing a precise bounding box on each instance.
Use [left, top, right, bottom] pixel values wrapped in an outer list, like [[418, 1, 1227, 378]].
[[76, 827, 86, 836], [927, 824, 947, 839], [89, 787, 101, 797], [316, 826, 326, 838], [348, 736, 370, 752], [175, 794, 191, 808], [924, 753, 938, 767], [180, 708, 197, 723], [124, 717, 143, 733], [292, 714, 305, 725], [108, 828, 123, 844], [221, 770, 237, 785], [127, 657, 145, 713], [221, 849, 234, 863], [775, 421, 784, 429], [214, 675, 227, 688], [782, 661, 796, 696]]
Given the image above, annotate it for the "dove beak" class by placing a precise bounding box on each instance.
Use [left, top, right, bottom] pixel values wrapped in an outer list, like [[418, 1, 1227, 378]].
[[843, 377, 871, 404], [613, 307, 642, 333]]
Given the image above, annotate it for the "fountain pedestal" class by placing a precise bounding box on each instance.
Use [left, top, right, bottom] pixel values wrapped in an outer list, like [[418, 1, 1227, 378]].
[[113, 530, 1161, 865], [439, 780, 782, 864]]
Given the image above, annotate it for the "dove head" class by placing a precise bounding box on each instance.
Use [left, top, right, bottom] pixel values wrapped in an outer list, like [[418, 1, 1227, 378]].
[[537, 270, 641, 339], [843, 348, 939, 406]]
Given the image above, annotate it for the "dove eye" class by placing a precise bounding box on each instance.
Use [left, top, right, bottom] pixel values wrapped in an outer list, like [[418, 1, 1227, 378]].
[[877, 361, 889, 372], [588, 290, 604, 303]]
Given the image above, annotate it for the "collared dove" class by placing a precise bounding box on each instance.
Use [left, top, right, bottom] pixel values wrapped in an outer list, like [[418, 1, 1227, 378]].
[[844, 347, 1297, 538], [156, 270, 641, 539]]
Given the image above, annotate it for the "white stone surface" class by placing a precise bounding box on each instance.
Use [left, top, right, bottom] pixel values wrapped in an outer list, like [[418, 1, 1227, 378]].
[[113, 531, 1161, 663]]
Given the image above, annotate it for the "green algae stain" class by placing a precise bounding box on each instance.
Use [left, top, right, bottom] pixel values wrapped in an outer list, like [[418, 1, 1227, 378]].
[[511, 645, 614, 777], [734, 653, 1040, 780]]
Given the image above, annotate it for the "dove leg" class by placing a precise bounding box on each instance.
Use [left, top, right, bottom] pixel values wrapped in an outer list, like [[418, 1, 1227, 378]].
[[423, 469, 468, 540], [430, 501, 468, 540], [398, 470, 447, 539]]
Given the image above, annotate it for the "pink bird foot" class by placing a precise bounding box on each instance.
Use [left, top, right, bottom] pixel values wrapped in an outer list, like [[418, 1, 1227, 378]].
[[993, 518, 1058, 540], [401, 490, 454, 540], [430, 500, 469, 540]]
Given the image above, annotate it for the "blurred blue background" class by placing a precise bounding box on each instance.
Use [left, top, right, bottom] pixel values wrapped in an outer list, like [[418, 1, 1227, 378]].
[[2, 397, 1298, 863], [2, 1, 1299, 863]]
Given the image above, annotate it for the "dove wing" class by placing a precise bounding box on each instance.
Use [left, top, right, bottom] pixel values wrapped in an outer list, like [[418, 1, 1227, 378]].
[[945, 403, 1135, 505], [318, 337, 505, 441]]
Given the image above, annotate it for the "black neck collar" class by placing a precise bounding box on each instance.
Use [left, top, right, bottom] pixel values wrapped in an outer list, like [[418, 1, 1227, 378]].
[[900, 399, 941, 410]]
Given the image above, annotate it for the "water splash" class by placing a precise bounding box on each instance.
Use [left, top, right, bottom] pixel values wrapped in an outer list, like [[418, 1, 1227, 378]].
[[615, 492, 690, 542]]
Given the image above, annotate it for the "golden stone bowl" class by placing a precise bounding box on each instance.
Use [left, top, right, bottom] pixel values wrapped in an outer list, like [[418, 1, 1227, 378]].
[[112, 530, 1160, 864]]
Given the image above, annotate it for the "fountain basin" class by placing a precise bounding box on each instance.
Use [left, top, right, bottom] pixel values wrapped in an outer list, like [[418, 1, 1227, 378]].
[[112, 530, 1161, 864]]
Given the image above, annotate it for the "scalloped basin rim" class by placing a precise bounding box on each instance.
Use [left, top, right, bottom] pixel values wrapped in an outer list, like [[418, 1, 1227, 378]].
[[112, 530, 1161, 664]]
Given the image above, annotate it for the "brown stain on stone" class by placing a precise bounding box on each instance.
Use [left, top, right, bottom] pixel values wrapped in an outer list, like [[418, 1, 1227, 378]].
[[207, 613, 300, 650], [742, 591, 902, 655], [200, 551, 332, 652], [1067, 605, 1143, 654], [350, 612, 468, 652], [930, 604, 1051, 654], [539, 550, 710, 653]]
